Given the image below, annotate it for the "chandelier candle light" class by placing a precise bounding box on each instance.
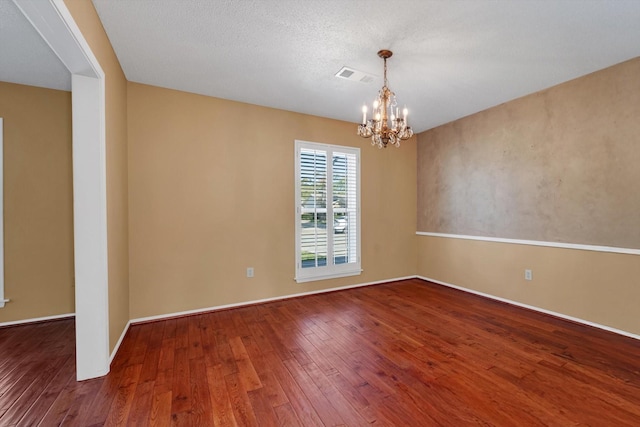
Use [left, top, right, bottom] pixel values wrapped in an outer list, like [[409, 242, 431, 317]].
[[357, 50, 413, 148]]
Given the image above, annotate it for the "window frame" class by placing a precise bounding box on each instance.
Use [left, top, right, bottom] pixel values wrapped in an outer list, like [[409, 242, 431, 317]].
[[294, 140, 361, 283]]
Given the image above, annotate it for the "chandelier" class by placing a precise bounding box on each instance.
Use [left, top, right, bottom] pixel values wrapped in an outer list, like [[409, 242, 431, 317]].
[[357, 50, 413, 148]]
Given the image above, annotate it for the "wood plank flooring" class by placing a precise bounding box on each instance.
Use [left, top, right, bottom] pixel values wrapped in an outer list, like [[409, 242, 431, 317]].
[[1, 278, 639, 426]]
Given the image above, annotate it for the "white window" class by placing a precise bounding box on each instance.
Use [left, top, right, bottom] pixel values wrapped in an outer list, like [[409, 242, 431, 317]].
[[295, 140, 361, 283]]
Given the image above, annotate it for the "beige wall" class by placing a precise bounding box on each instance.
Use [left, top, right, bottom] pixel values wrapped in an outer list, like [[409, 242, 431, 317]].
[[128, 83, 417, 319], [418, 236, 640, 335], [416, 58, 640, 336], [65, 0, 129, 352], [0, 81, 74, 323]]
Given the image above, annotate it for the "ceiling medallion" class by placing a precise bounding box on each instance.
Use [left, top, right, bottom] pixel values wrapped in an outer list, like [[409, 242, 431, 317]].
[[357, 50, 413, 148]]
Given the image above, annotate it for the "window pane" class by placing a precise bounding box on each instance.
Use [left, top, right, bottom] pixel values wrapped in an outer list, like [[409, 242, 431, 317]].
[[333, 151, 357, 265], [300, 149, 327, 268], [301, 212, 327, 268], [333, 212, 348, 264]]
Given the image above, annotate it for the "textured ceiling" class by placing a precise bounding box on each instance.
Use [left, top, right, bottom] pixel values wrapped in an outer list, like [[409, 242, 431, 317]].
[[90, 0, 640, 133], [0, 1, 70, 91]]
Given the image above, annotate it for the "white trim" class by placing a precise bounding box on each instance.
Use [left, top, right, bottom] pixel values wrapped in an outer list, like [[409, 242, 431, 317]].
[[15, 0, 110, 381], [131, 276, 415, 325], [55, 0, 110, 382], [71, 73, 109, 380], [109, 320, 131, 364], [0, 313, 75, 328], [0, 118, 4, 308], [416, 276, 640, 341], [416, 232, 640, 256], [12, 0, 102, 79], [295, 269, 363, 283]]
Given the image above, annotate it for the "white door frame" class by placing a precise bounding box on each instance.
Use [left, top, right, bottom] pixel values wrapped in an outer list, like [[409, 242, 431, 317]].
[[13, 0, 110, 380]]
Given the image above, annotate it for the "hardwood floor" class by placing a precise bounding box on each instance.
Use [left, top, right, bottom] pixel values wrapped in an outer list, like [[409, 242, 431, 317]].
[[1, 278, 639, 426]]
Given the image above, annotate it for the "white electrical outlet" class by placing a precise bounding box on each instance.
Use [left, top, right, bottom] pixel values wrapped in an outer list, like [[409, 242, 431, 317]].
[[247, 267, 254, 278], [525, 269, 532, 281]]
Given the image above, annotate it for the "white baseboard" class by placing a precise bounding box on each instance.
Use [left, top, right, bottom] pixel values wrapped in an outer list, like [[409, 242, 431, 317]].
[[417, 275, 640, 341], [109, 320, 131, 365], [130, 275, 416, 325], [0, 312, 75, 328]]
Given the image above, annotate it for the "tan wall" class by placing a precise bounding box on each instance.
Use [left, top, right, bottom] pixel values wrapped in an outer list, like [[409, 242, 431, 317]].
[[128, 83, 417, 319], [64, 0, 129, 352], [418, 236, 640, 335], [416, 58, 640, 336], [0, 81, 74, 323], [418, 57, 640, 249]]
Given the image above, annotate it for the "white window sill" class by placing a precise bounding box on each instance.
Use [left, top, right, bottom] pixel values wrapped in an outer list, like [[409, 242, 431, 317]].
[[295, 269, 362, 284]]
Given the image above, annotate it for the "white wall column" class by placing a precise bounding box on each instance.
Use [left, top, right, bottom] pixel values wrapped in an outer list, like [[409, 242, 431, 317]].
[[72, 74, 109, 380]]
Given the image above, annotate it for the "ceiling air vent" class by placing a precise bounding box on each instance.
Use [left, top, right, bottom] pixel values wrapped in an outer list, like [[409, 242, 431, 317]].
[[335, 66, 376, 84]]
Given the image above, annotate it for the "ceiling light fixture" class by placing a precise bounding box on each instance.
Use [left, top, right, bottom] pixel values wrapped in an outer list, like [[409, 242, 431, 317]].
[[357, 50, 413, 148]]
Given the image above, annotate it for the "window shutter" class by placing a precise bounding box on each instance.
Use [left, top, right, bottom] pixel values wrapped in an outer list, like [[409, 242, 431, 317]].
[[295, 141, 361, 283]]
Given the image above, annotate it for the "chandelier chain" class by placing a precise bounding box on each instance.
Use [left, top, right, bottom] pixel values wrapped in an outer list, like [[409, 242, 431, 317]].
[[383, 56, 388, 88]]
